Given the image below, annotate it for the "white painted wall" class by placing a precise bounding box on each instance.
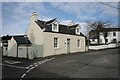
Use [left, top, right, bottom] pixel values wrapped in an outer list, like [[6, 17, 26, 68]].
[[3, 46, 8, 56], [8, 37, 33, 59], [18, 45, 33, 59], [8, 37, 17, 57], [93, 31, 120, 44], [105, 31, 120, 43], [18, 46, 27, 58], [25, 20, 44, 58], [117, 32, 120, 42], [43, 32, 85, 57], [25, 22, 44, 45], [99, 33, 105, 44], [28, 46, 33, 59], [89, 43, 120, 50]]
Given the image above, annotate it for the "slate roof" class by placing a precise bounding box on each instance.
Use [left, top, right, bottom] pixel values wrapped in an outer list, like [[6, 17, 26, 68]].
[[13, 36, 32, 45], [99, 28, 120, 32], [45, 18, 57, 24], [68, 24, 79, 29], [59, 24, 75, 34], [35, 20, 45, 29], [90, 28, 120, 33], [2, 35, 12, 41], [35, 19, 85, 37]]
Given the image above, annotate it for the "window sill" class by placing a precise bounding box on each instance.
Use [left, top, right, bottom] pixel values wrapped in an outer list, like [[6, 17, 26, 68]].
[[54, 47, 59, 50], [52, 30, 58, 32]]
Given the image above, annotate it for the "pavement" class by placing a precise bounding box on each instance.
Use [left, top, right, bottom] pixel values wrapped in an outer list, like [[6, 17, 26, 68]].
[[1, 48, 119, 79]]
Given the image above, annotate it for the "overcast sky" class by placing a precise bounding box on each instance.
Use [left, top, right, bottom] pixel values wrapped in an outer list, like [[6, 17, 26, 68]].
[[2, 2, 118, 36]]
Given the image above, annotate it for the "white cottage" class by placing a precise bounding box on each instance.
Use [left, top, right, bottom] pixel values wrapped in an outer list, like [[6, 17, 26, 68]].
[[8, 35, 33, 59], [100, 28, 120, 44], [25, 12, 86, 58], [89, 28, 120, 44]]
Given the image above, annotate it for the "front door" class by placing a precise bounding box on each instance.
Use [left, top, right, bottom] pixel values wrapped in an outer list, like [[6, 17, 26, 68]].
[[67, 39, 70, 53]]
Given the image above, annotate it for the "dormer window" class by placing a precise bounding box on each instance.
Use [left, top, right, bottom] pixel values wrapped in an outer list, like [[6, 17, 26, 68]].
[[76, 27, 80, 35], [53, 24, 57, 30], [77, 28, 79, 33], [52, 21, 59, 32]]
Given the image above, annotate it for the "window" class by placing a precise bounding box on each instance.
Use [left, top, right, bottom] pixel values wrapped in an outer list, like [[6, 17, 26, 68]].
[[53, 24, 57, 31], [113, 32, 116, 36], [77, 28, 79, 33], [77, 39, 80, 47], [5, 47, 7, 50], [76, 27, 80, 35], [54, 38, 58, 48]]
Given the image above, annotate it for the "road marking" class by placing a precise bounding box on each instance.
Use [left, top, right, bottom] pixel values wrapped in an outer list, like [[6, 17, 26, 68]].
[[20, 57, 54, 80], [5, 60, 21, 64], [21, 73, 26, 78], [26, 69, 31, 73], [34, 63, 38, 65], [1, 64, 28, 69], [26, 64, 33, 69]]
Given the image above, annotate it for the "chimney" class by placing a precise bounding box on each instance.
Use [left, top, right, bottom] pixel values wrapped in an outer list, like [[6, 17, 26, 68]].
[[30, 12, 38, 22]]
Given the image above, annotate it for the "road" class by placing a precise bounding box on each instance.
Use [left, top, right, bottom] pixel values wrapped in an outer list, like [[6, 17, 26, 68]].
[[2, 48, 119, 79], [0, 51, 2, 80]]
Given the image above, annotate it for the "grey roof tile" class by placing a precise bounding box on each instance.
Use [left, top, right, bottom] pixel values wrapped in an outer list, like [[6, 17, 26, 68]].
[[13, 36, 32, 45], [35, 19, 85, 37]]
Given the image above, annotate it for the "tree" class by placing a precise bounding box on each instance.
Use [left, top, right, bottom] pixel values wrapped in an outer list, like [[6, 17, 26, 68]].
[[86, 21, 111, 44]]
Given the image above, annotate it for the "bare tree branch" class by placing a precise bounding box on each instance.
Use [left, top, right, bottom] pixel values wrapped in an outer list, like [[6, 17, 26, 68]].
[[86, 21, 111, 44]]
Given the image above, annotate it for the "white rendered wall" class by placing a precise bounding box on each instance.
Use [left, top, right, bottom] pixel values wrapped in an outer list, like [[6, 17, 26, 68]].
[[25, 21, 44, 58], [8, 37, 17, 57], [43, 32, 86, 57], [18, 46, 27, 58]]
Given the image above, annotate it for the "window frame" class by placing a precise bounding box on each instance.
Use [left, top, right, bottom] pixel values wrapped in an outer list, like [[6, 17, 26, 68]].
[[53, 24, 57, 30], [52, 22, 59, 32], [77, 28, 79, 33], [54, 37, 59, 49], [77, 39, 80, 48], [76, 27, 80, 35], [5, 47, 7, 50], [113, 32, 116, 36]]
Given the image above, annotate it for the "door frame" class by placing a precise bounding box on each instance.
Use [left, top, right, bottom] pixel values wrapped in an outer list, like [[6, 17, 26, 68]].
[[67, 38, 70, 53]]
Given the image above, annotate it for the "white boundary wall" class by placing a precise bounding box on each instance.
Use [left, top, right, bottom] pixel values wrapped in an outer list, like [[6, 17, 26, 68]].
[[89, 43, 120, 50]]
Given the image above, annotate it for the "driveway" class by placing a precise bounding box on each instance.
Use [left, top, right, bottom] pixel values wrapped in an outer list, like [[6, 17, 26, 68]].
[[2, 48, 119, 79]]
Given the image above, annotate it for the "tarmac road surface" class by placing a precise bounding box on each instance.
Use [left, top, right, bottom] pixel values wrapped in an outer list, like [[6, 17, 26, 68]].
[[2, 48, 119, 79]]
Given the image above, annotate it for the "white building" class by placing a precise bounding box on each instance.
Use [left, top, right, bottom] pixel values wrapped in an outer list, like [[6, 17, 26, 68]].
[[2, 12, 86, 59], [7, 35, 33, 59], [90, 28, 120, 44], [25, 12, 86, 58]]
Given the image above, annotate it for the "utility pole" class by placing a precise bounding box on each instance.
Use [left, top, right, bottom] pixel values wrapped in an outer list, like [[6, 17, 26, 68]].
[[86, 21, 90, 50]]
